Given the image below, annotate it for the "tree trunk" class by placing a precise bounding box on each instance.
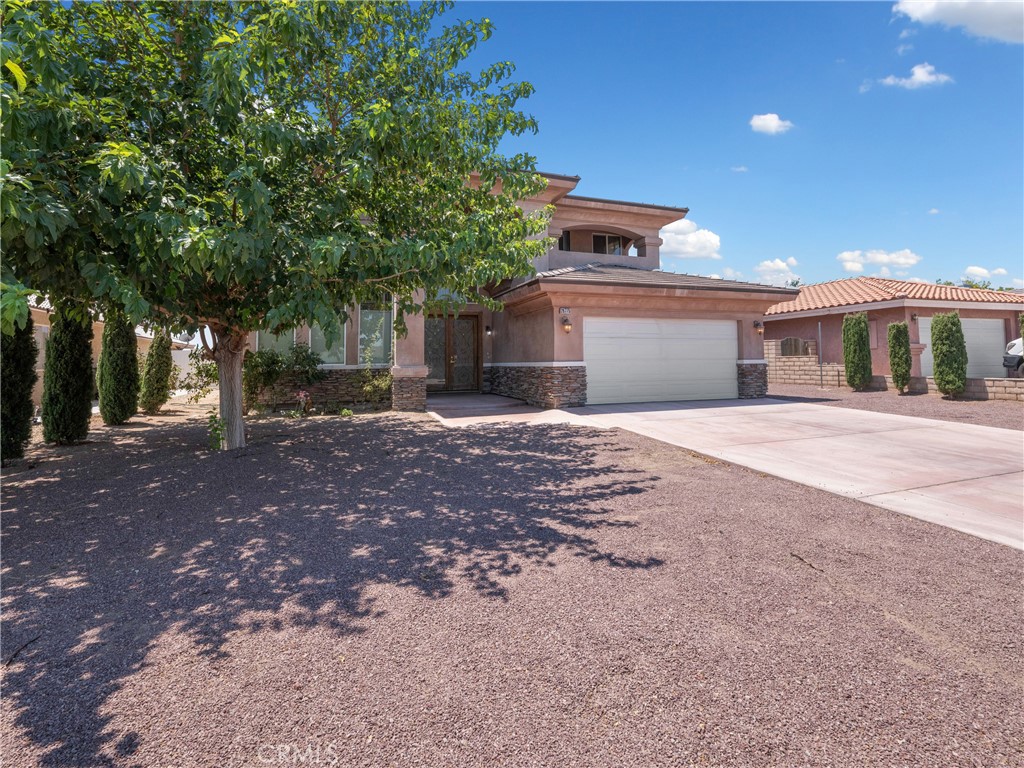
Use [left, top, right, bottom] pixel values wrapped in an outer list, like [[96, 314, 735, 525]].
[[214, 331, 247, 450]]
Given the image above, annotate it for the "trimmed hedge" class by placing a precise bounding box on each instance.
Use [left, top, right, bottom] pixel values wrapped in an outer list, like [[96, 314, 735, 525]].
[[842, 312, 872, 390], [139, 329, 174, 414], [42, 307, 94, 444], [98, 308, 139, 425], [887, 322, 912, 394], [1, 316, 39, 462], [931, 311, 967, 397]]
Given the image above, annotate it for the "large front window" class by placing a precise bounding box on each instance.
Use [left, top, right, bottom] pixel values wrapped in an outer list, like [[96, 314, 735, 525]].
[[256, 329, 294, 354], [359, 305, 393, 366], [592, 233, 623, 255], [309, 323, 345, 365]]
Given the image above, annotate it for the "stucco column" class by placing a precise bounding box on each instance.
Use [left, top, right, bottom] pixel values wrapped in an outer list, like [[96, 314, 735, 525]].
[[391, 292, 428, 411], [737, 317, 768, 398], [909, 343, 927, 377], [634, 235, 662, 268]]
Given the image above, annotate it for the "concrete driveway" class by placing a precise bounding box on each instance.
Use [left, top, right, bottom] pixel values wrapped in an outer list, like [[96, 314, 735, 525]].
[[428, 395, 1024, 549]]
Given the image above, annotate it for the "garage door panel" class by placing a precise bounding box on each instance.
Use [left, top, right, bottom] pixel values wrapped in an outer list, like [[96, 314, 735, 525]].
[[584, 318, 738, 404], [919, 317, 1006, 379]]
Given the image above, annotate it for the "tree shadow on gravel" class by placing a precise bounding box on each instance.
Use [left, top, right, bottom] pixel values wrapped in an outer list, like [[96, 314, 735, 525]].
[[1, 413, 661, 767]]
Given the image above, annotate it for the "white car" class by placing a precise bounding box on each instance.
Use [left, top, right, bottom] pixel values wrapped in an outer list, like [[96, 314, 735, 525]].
[[1004, 337, 1023, 374]]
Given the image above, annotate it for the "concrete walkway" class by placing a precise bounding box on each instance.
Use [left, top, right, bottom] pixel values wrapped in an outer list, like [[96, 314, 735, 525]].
[[428, 395, 1024, 549]]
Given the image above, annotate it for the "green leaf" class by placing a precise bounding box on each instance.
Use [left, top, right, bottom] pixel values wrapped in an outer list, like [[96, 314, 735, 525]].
[[4, 60, 27, 92]]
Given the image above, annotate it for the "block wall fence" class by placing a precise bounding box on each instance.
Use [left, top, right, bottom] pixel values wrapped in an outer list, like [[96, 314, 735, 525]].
[[765, 339, 1024, 401]]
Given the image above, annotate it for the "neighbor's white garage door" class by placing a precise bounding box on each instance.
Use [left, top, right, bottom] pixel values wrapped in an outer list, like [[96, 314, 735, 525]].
[[584, 318, 738, 404], [919, 317, 1006, 379]]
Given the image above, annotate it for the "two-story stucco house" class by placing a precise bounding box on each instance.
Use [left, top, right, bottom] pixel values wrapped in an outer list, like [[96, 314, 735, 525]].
[[251, 172, 797, 410]]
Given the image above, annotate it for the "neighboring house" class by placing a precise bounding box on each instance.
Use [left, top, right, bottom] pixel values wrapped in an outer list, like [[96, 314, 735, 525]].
[[28, 300, 195, 405], [763, 277, 1024, 379], [255, 172, 797, 410]]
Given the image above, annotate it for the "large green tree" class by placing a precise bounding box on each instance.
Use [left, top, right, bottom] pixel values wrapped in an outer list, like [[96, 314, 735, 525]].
[[2, 1, 550, 448]]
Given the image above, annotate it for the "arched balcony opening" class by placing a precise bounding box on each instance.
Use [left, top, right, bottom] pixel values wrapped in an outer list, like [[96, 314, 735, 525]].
[[539, 224, 663, 272]]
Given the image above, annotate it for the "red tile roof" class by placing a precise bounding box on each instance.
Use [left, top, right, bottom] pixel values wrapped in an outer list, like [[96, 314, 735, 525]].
[[766, 277, 1024, 316]]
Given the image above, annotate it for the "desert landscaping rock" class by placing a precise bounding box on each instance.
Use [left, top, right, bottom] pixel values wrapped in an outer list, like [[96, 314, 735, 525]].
[[2, 408, 1022, 767], [770, 383, 1024, 431]]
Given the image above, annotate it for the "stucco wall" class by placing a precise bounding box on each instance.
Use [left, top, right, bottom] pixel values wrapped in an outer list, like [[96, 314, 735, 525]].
[[766, 306, 1020, 375]]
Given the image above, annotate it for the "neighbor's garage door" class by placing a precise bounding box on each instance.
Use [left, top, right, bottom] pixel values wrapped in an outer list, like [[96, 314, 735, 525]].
[[584, 318, 738, 404], [919, 317, 1006, 379]]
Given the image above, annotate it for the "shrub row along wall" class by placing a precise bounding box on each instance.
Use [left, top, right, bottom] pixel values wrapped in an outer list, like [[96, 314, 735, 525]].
[[766, 339, 1024, 401]]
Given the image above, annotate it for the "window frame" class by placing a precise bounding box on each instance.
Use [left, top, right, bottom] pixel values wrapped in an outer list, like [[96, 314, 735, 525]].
[[592, 233, 624, 256], [309, 322, 347, 367], [255, 328, 296, 355], [358, 303, 394, 367]]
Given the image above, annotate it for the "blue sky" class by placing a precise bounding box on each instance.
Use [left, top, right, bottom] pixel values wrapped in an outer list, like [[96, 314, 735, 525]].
[[457, 1, 1024, 287]]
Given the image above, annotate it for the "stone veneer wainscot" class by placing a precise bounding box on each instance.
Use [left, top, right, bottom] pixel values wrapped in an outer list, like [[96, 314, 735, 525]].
[[736, 361, 768, 399], [489, 364, 587, 409]]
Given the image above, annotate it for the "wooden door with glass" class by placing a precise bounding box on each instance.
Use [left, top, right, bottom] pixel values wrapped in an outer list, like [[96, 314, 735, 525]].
[[425, 315, 479, 392]]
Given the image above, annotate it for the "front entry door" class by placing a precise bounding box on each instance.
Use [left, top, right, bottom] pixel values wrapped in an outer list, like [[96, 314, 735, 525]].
[[425, 316, 479, 392]]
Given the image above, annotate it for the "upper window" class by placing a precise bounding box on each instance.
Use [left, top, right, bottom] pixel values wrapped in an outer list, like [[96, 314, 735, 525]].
[[557, 232, 572, 251], [359, 304, 393, 366], [592, 233, 623, 255], [256, 329, 294, 354], [309, 323, 345, 365]]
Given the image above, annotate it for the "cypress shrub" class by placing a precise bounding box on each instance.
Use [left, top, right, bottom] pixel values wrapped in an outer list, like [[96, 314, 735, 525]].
[[931, 312, 967, 397], [1, 316, 39, 462], [887, 322, 912, 394], [842, 312, 872, 390], [97, 308, 139, 425], [139, 329, 174, 414], [42, 307, 94, 444]]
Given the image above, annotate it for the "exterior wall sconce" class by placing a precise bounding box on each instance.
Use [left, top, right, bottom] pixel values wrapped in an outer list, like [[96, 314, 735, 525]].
[[910, 313, 918, 322], [562, 318, 573, 333], [753, 320, 764, 336], [485, 325, 492, 336]]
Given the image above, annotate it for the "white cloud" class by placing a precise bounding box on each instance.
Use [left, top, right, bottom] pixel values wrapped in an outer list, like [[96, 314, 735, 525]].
[[836, 248, 922, 273], [731, 165, 749, 173], [963, 266, 1010, 280], [894, 0, 1024, 44], [1013, 278, 1024, 289], [659, 219, 722, 260], [899, 28, 917, 40], [722, 266, 743, 280], [928, 207, 940, 214], [880, 62, 954, 89], [897, 43, 914, 55], [755, 257, 799, 286], [878, 266, 893, 277], [749, 113, 794, 134], [906, 276, 933, 283]]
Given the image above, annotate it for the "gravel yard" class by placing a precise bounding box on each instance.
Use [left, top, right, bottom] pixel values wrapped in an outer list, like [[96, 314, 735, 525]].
[[769, 383, 1024, 431], [2, 411, 1022, 767]]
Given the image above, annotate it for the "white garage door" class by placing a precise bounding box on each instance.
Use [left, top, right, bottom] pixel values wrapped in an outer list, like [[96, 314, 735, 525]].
[[584, 318, 738, 404], [919, 317, 1007, 379]]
